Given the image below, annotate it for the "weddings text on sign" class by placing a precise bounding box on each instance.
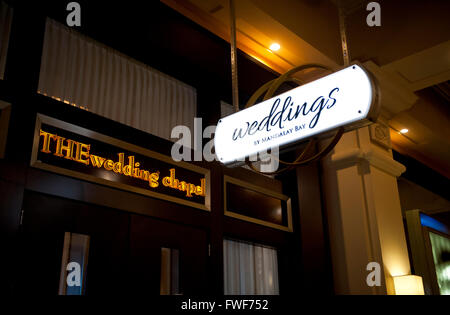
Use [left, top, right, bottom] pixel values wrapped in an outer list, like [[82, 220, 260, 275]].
[[214, 64, 379, 166]]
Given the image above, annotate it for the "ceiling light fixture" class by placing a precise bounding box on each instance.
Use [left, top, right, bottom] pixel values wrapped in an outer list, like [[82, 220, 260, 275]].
[[400, 128, 409, 134], [269, 43, 280, 51]]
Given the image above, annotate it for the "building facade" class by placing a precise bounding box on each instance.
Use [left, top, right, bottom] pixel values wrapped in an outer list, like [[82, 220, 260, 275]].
[[0, 1, 448, 296]]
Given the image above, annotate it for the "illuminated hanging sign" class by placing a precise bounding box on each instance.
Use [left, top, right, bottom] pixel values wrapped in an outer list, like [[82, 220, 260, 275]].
[[31, 115, 210, 211], [214, 64, 379, 166]]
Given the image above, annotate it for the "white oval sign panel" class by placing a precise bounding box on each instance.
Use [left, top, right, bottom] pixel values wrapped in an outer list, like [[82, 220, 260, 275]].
[[214, 64, 379, 166]]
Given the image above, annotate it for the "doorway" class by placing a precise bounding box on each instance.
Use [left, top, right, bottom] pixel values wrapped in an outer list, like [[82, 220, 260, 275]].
[[15, 190, 209, 295]]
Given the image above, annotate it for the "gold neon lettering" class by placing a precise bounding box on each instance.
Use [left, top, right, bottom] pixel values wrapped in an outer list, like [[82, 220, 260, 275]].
[[149, 172, 159, 188], [133, 162, 141, 178], [39, 131, 207, 198], [54, 136, 75, 160], [171, 169, 179, 189], [123, 156, 134, 176], [140, 170, 150, 181], [163, 168, 176, 188], [162, 175, 171, 187], [197, 178, 206, 197], [186, 183, 196, 197], [39, 130, 57, 153], [90, 155, 106, 168], [113, 153, 124, 174], [178, 181, 187, 193], [104, 159, 114, 171], [73, 142, 90, 165]]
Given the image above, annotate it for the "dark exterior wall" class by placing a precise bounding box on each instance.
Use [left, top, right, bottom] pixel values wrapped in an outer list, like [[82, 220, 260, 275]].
[[0, 0, 333, 295]]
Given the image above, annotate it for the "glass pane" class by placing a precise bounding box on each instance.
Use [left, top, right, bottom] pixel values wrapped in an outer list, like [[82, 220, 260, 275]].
[[160, 247, 180, 295], [223, 239, 279, 295], [58, 232, 90, 295], [429, 232, 450, 295]]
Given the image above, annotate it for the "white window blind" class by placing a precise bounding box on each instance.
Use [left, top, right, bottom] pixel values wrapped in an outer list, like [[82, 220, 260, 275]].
[[223, 239, 279, 295], [0, 1, 13, 80], [38, 18, 196, 142]]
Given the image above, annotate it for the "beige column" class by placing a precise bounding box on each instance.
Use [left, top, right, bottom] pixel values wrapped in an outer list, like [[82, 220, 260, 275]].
[[318, 59, 421, 294], [321, 121, 410, 294]]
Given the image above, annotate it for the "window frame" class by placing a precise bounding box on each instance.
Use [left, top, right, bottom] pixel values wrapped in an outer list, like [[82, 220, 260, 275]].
[[223, 175, 293, 232]]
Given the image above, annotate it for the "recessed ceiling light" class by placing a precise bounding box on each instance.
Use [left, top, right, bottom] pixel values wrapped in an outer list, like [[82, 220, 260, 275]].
[[400, 128, 409, 134], [269, 43, 280, 51]]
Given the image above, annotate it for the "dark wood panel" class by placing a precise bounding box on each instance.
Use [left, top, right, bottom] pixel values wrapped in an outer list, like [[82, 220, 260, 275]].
[[226, 182, 286, 226], [0, 179, 24, 295], [207, 163, 225, 294], [3, 2, 45, 95], [223, 166, 283, 194], [127, 214, 209, 295], [393, 150, 450, 201], [15, 190, 130, 295], [25, 167, 210, 229], [294, 151, 334, 295], [0, 0, 312, 295], [223, 216, 289, 248]]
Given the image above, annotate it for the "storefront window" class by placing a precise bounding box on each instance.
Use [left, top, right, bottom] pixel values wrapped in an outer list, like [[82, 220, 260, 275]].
[[223, 239, 279, 295], [160, 247, 181, 295], [429, 232, 450, 295], [224, 176, 292, 232], [58, 232, 90, 295], [38, 18, 197, 142]]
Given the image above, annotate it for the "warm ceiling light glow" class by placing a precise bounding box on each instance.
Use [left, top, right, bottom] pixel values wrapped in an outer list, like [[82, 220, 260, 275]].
[[269, 43, 280, 51], [400, 128, 409, 134]]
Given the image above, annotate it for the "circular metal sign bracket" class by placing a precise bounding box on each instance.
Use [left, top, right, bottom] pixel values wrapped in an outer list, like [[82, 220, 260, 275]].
[[244, 64, 345, 175]]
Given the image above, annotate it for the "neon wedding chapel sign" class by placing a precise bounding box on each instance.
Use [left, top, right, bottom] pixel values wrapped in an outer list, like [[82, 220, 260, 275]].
[[31, 115, 211, 211], [214, 64, 379, 166]]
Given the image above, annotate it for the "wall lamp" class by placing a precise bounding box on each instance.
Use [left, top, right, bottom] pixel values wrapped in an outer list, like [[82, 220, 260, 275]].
[[393, 275, 425, 295]]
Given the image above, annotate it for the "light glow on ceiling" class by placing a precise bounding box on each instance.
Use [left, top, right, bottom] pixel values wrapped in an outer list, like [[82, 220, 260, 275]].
[[269, 43, 280, 51], [400, 128, 409, 134]]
